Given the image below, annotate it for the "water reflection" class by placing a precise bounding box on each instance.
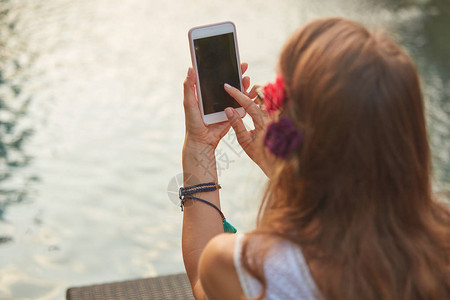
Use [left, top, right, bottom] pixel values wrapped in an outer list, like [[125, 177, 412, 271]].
[[389, 0, 450, 200], [0, 1, 38, 227], [0, 0, 448, 299]]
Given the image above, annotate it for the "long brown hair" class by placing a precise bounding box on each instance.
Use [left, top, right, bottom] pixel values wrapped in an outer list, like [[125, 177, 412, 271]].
[[242, 18, 450, 300]]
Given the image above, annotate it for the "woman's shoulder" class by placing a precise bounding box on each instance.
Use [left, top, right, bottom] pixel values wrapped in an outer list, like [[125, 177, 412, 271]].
[[198, 233, 243, 299], [200, 233, 238, 271], [198, 232, 320, 299]]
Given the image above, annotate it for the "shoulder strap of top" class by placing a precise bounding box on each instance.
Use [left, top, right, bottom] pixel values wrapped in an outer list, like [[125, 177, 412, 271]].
[[233, 233, 321, 300], [233, 233, 262, 298], [292, 245, 321, 299]]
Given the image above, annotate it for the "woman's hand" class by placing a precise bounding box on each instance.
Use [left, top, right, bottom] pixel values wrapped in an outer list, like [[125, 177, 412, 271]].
[[224, 84, 276, 178], [183, 63, 250, 150]]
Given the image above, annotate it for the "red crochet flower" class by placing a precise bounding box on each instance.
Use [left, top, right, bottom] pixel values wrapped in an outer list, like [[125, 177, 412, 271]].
[[262, 74, 285, 114]]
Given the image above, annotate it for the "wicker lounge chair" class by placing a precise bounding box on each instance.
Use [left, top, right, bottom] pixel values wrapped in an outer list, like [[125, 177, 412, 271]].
[[66, 273, 194, 300]]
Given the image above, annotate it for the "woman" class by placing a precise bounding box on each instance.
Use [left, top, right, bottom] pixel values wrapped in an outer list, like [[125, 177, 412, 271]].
[[181, 18, 450, 300]]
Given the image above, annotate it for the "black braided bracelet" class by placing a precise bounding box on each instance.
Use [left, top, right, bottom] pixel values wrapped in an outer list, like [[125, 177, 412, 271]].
[[179, 182, 237, 233]]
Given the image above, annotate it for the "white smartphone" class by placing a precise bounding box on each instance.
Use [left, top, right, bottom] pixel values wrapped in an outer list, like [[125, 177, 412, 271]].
[[188, 21, 245, 125]]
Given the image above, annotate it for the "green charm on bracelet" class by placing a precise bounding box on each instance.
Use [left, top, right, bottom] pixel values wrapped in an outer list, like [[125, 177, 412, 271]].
[[223, 219, 237, 233]]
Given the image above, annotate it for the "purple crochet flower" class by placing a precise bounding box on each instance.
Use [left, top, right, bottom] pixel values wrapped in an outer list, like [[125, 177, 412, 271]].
[[264, 117, 303, 159]]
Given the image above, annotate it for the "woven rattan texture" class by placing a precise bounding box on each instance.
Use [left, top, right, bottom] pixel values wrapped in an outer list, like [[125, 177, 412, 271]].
[[66, 273, 194, 300]]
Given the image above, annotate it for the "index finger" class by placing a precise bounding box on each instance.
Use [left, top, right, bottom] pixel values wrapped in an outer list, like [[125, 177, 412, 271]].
[[224, 83, 264, 129], [241, 62, 248, 74]]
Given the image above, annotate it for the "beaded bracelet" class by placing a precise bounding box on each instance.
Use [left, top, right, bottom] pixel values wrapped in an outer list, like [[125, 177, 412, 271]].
[[179, 182, 237, 233]]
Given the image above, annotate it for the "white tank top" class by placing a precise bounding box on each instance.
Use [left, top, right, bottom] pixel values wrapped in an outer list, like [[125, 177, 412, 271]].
[[233, 234, 320, 300]]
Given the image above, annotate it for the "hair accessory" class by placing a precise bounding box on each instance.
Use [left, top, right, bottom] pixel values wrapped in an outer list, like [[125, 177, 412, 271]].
[[257, 74, 286, 115], [264, 117, 303, 159], [179, 182, 237, 233]]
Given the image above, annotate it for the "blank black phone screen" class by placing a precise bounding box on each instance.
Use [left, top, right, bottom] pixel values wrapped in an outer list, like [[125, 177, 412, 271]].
[[194, 33, 241, 115]]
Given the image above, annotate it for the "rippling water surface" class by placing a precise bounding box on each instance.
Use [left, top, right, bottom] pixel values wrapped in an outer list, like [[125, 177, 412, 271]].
[[0, 0, 448, 299]]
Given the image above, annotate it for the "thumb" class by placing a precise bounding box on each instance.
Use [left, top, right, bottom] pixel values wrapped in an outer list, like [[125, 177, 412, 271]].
[[183, 68, 201, 121]]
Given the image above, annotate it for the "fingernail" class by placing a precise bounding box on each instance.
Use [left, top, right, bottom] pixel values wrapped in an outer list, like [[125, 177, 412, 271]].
[[225, 107, 233, 118], [187, 68, 192, 76], [224, 83, 231, 89]]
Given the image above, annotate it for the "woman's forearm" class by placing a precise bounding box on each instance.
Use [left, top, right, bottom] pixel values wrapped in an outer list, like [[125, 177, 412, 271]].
[[181, 138, 224, 287]]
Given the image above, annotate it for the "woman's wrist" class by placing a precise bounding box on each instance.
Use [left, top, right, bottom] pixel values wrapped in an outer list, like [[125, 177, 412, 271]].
[[182, 137, 218, 184], [258, 162, 272, 179], [183, 138, 216, 156]]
